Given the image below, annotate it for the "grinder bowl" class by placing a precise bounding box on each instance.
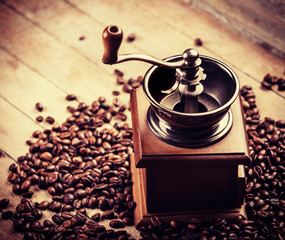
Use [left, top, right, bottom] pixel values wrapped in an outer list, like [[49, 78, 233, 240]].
[[143, 55, 240, 131]]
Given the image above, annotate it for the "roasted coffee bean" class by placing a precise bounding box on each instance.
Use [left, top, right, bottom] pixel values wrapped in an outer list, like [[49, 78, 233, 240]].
[[73, 199, 82, 209], [74, 189, 87, 199], [0, 198, 9, 209], [45, 116, 55, 124], [20, 179, 31, 193], [31, 220, 43, 231], [126, 33, 136, 42], [37, 200, 50, 210], [21, 191, 34, 198], [276, 120, 285, 128], [65, 94, 77, 101], [48, 186, 57, 195], [61, 211, 73, 220], [2, 210, 13, 219], [62, 204, 74, 212], [36, 116, 44, 122], [33, 208, 43, 220], [91, 212, 101, 222], [74, 212, 87, 225], [48, 201, 62, 213], [13, 218, 24, 232], [122, 216, 133, 226], [68, 176, 80, 187], [22, 222, 32, 232], [122, 83, 132, 93], [52, 195, 63, 203], [102, 210, 116, 219], [35, 102, 43, 112], [43, 220, 54, 228], [112, 90, 120, 96], [52, 214, 64, 224], [63, 193, 75, 205], [116, 76, 125, 85], [114, 69, 124, 77], [109, 219, 125, 228], [194, 38, 203, 46]]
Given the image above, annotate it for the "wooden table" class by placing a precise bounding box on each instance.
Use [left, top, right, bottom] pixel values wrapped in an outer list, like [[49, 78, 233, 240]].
[[0, 0, 284, 239]]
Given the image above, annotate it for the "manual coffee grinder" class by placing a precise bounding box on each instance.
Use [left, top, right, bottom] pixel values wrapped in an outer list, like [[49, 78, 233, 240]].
[[102, 26, 250, 226]]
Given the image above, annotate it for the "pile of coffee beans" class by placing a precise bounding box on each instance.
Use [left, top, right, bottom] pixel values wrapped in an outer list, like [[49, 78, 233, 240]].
[[1, 73, 284, 239], [4, 94, 136, 239], [261, 73, 285, 91]]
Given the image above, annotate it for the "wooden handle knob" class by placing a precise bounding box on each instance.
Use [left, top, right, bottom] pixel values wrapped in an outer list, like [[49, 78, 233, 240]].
[[102, 25, 123, 64]]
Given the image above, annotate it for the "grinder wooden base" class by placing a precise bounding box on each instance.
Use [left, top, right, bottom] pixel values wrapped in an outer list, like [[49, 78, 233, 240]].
[[130, 87, 250, 226], [130, 153, 246, 227]]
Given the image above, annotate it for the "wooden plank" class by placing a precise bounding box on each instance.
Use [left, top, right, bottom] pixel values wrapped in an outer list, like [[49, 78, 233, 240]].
[[0, 3, 130, 106], [0, 49, 76, 123], [0, 48, 79, 158], [190, 0, 285, 58], [0, 97, 39, 159], [0, 0, 148, 100]]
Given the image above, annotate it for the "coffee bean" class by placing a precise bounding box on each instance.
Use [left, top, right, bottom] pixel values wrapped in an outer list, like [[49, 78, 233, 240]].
[[0, 198, 9, 209], [102, 210, 116, 220], [73, 199, 81, 209], [126, 33, 136, 42], [63, 193, 74, 205], [91, 212, 101, 222], [36, 116, 44, 122], [49, 201, 62, 213], [52, 214, 64, 224], [122, 83, 132, 93], [112, 90, 120, 96], [62, 204, 74, 212], [109, 219, 124, 228], [2, 210, 13, 219], [278, 80, 285, 90], [33, 208, 43, 220], [20, 179, 31, 193], [122, 217, 133, 226], [116, 76, 125, 85], [74, 212, 87, 225], [74, 189, 87, 199], [194, 38, 203, 46], [37, 201, 50, 210], [31, 220, 43, 231], [276, 120, 285, 128], [65, 94, 77, 101], [151, 216, 162, 228], [114, 69, 124, 77], [68, 176, 80, 187], [41, 152, 53, 161], [35, 103, 43, 112], [45, 116, 55, 124]]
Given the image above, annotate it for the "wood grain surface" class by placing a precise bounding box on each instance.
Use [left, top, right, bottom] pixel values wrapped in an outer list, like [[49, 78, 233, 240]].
[[0, 0, 284, 239]]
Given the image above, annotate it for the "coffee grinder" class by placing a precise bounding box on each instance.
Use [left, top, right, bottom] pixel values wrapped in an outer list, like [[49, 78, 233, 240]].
[[102, 26, 250, 226]]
